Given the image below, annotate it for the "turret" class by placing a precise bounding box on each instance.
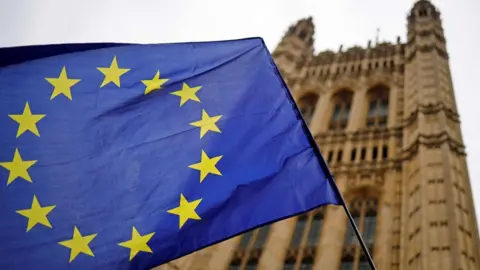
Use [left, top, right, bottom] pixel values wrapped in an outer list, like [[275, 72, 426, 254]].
[[404, 0, 451, 116], [271, 17, 315, 82]]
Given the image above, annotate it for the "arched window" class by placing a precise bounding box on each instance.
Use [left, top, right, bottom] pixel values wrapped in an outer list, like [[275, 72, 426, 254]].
[[340, 197, 378, 270], [366, 85, 389, 127], [298, 93, 319, 124], [329, 90, 353, 131]]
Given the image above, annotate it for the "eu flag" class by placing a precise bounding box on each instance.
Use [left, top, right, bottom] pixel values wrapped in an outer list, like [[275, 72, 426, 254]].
[[0, 38, 341, 269]]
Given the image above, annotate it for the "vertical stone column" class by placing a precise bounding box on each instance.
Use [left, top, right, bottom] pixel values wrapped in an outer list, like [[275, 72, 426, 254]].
[[309, 91, 331, 134], [155, 253, 196, 270], [313, 176, 348, 270], [347, 87, 367, 131], [258, 218, 296, 270], [207, 238, 239, 270], [388, 83, 399, 129], [373, 170, 396, 268]]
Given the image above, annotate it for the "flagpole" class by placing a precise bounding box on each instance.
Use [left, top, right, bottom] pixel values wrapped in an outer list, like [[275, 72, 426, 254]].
[[303, 129, 377, 269], [306, 133, 377, 269], [328, 176, 377, 270]]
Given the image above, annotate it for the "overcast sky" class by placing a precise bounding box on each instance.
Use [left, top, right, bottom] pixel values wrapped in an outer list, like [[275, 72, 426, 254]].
[[1, 0, 480, 225]]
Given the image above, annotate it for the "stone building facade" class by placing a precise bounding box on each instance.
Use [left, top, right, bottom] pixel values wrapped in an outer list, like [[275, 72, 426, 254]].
[[159, 1, 480, 269]]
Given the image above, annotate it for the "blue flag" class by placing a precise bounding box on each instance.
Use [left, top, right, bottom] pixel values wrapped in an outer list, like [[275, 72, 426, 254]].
[[0, 38, 341, 269]]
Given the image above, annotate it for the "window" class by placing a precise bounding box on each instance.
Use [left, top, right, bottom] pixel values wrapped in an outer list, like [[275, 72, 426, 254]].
[[358, 260, 371, 270], [419, 9, 427, 17], [351, 149, 357, 162], [283, 258, 296, 270], [340, 261, 354, 270], [306, 212, 323, 247], [300, 257, 313, 270], [340, 198, 378, 269], [327, 151, 334, 163], [360, 148, 366, 161], [363, 215, 377, 245], [344, 215, 361, 245], [298, 30, 307, 40], [329, 90, 353, 130], [232, 226, 270, 268], [372, 147, 378, 161], [253, 225, 270, 248], [239, 230, 254, 248], [298, 93, 319, 125], [245, 258, 258, 270], [382, 146, 388, 160], [290, 215, 308, 248], [229, 259, 242, 270], [366, 85, 389, 127], [300, 106, 314, 124], [337, 150, 343, 163]]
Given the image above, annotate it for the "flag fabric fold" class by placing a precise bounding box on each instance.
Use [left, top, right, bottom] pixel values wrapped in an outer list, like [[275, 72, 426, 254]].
[[0, 37, 341, 270]]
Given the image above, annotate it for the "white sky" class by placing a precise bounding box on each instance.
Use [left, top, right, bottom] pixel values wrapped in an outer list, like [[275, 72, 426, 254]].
[[1, 0, 480, 226]]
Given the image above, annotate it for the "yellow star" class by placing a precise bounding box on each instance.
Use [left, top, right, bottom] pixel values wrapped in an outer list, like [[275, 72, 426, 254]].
[[170, 83, 202, 106], [58, 226, 97, 263], [97, 56, 130, 88], [190, 110, 223, 139], [16, 195, 56, 232], [8, 102, 46, 138], [141, 70, 169, 95], [167, 194, 202, 229], [0, 148, 37, 185], [45, 66, 81, 100], [188, 150, 223, 183], [118, 227, 155, 261]]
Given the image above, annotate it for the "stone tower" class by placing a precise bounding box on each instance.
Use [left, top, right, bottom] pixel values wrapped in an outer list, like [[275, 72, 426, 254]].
[[402, 1, 480, 269], [157, 1, 480, 269]]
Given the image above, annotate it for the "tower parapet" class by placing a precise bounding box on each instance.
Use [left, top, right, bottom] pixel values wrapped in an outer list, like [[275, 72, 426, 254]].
[[300, 40, 405, 85]]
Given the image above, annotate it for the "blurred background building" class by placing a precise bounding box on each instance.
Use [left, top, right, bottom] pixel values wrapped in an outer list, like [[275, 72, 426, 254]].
[[159, 1, 480, 269]]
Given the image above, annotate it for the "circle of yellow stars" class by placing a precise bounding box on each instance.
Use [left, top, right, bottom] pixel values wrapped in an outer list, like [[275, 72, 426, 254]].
[[0, 54, 225, 264]]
